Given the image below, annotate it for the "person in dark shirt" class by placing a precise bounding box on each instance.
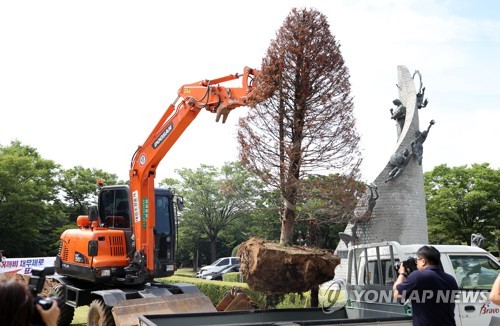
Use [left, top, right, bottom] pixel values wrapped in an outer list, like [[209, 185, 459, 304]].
[[393, 246, 459, 326]]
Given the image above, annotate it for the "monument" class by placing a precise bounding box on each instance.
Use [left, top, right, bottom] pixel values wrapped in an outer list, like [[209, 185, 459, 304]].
[[334, 65, 434, 279]]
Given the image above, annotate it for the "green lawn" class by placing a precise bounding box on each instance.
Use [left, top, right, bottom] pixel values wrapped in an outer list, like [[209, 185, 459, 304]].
[[174, 267, 198, 277]]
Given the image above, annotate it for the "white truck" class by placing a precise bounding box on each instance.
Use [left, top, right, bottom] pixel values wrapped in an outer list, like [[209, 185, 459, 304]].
[[344, 241, 500, 326], [137, 241, 499, 325]]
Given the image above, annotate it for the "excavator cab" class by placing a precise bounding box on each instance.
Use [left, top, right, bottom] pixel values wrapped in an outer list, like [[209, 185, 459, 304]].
[[96, 185, 177, 278]]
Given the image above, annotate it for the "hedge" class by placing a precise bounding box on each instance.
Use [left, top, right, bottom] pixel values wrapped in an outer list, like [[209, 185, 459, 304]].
[[222, 272, 243, 283], [157, 275, 313, 308]]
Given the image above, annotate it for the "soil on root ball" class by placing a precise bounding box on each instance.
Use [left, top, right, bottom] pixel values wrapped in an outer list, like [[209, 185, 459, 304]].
[[237, 237, 340, 295]]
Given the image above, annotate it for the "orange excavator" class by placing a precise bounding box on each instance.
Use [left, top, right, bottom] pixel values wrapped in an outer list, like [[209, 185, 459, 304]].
[[52, 67, 259, 325]]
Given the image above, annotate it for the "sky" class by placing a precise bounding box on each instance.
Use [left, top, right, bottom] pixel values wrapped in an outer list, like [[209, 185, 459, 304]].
[[1, 0, 499, 184]]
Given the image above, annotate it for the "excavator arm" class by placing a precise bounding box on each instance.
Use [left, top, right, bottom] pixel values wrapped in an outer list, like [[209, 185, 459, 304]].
[[129, 67, 259, 274]]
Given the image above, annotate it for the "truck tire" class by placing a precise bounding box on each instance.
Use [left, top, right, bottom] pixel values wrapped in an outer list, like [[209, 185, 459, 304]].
[[88, 299, 115, 326], [49, 285, 75, 326]]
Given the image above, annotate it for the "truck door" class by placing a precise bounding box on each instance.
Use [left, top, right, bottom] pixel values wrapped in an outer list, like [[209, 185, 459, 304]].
[[446, 254, 500, 326], [346, 244, 411, 319]]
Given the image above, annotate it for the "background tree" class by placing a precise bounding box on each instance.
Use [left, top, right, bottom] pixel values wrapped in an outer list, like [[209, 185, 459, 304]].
[[51, 166, 121, 253], [59, 166, 120, 221], [161, 162, 262, 263], [0, 141, 60, 256], [242, 188, 282, 241], [425, 163, 500, 248], [297, 174, 366, 249], [238, 8, 361, 245]]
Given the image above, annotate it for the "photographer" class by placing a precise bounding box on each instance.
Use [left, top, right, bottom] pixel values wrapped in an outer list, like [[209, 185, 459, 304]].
[[392, 246, 459, 326], [0, 278, 60, 326]]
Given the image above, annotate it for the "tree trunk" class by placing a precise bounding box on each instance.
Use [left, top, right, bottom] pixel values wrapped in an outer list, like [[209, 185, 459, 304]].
[[192, 249, 198, 272], [307, 219, 321, 308], [306, 219, 320, 248], [310, 284, 319, 307], [280, 206, 295, 245], [210, 239, 217, 263]]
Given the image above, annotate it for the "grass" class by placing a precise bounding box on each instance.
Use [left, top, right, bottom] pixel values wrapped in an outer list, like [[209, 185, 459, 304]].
[[174, 267, 198, 277]]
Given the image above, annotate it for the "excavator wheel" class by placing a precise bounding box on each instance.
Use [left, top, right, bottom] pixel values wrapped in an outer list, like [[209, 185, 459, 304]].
[[49, 285, 75, 326], [88, 299, 115, 326]]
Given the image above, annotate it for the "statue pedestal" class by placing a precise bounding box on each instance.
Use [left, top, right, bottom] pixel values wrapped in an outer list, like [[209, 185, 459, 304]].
[[334, 66, 429, 280]]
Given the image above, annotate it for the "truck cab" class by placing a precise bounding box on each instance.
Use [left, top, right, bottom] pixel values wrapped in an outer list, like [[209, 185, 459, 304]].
[[345, 241, 500, 325]]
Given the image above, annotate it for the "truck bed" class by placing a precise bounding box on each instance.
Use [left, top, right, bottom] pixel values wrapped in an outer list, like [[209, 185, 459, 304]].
[[138, 307, 413, 326]]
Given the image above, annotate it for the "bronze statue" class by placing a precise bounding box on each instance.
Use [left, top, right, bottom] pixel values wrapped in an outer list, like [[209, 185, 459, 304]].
[[412, 120, 435, 165], [339, 221, 358, 247], [413, 70, 429, 109], [357, 184, 379, 222], [338, 184, 380, 246], [390, 99, 406, 131], [385, 148, 411, 183]]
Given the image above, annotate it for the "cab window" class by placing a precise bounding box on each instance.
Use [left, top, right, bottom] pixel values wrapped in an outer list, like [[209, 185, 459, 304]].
[[99, 188, 130, 228], [449, 255, 499, 290], [154, 194, 171, 235], [366, 259, 396, 285]]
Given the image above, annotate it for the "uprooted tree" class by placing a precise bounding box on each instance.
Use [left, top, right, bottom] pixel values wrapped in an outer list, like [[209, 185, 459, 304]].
[[238, 8, 362, 246], [237, 8, 363, 307]]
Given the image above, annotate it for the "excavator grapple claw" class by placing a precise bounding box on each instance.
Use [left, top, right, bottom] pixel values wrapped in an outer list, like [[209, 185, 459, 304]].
[[216, 286, 254, 312]]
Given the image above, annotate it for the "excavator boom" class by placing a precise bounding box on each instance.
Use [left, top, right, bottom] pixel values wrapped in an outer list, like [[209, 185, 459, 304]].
[[129, 66, 258, 276]]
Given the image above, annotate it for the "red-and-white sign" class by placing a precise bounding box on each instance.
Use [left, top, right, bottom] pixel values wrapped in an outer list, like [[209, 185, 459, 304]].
[[0, 257, 56, 275]]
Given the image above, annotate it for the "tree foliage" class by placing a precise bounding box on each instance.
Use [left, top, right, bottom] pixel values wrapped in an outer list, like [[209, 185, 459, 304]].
[[2, 137, 498, 262], [298, 174, 365, 223], [0, 141, 123, 257], [425, 163, 500, 249], [243, 189, 282, 242], [296, 174, 366, 248], [238, 8, 361, 245], [0, 141, 60, 256], [59, 166, 119, 221]]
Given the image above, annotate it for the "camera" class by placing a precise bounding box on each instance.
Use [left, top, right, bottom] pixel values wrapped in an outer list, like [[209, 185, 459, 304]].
[[29, 267, 62, 325], [394, 256, 418, 276]]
